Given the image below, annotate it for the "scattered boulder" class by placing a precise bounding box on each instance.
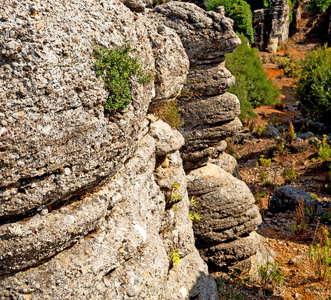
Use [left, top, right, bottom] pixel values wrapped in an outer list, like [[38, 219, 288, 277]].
[[264, 125, 281, 138], [269, 186, 315, 213]]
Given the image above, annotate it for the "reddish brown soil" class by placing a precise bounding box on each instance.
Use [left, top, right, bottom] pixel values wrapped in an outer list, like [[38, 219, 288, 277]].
[[217, 2, 331, 298]]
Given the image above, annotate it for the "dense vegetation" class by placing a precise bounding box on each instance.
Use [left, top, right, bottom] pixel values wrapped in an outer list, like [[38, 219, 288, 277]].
[[308, 0, 331, 13], [226, 33, 280, 123], [293, 45, 331, 125], [205, 0, 254, 43]]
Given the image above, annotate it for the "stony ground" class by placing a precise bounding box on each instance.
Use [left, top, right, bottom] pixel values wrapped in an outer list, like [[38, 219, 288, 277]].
[[214, 2, 331, 297]]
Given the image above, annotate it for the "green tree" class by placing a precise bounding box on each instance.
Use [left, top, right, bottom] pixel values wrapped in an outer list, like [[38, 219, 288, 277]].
[[308, 0, 331, 13], [293, 45, 331, 125], [226, 33, 280, 123]]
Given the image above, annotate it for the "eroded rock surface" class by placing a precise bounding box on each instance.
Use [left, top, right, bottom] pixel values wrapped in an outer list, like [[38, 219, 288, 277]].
[[253, 0, 290, 53], [0, 0, 217, 298]]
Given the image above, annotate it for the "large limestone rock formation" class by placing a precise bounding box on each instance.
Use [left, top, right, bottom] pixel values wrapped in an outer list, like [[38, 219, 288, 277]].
[[149, 2, 266, 276], [0, 0, 218, 298], [253, 0, 290, 53]]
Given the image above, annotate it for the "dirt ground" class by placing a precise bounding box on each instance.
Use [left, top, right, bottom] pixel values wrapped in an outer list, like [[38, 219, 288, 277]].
[[214, 1, 331, 298]]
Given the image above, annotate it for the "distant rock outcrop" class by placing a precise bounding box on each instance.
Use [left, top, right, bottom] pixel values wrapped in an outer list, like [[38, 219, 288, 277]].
[[253, 0, 290, 53]]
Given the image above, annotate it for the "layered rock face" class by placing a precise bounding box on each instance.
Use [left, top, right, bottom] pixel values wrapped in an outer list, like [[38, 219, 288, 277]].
[[253, 0, 290, 53], [0, 0, 218, 298], [149, 3, 265, 275]]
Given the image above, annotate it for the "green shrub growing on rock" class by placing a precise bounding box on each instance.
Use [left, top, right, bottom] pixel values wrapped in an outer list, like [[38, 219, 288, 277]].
[[205, 0, 254, 43], [293, 45, 331, 125], [226, 33, 280, 123], [93, 42, 152, 111]]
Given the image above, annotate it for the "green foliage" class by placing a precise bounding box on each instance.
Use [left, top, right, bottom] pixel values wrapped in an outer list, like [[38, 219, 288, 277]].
[[308, 227, 331, 281], [321, 212, 331, 223], [285, 122, 297, 144], [93, 42, 152, 111], [308, 0, 331, 13], [205, 0, 254, 43], [310, 193, 318, 200], [253, 123, 266, 137], [168, 248, 180, 268], [259, 154, 272, 169], [166, 182, 182, 209], [259, 170, 268, 182], [272, 56, 301, 78], [283, 168, 297, 182], [189, 211, 201, 223], [226, 33, 280, 123], [257, 261, 284, 288], [293, 45, 331, 125], [318, 135, 331, 161], [245, 0, 273, 10]]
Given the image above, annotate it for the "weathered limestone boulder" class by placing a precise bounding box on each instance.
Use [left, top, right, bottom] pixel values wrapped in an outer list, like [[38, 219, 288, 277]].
[[149, 2, 241, 63], [253, 0, 290, 53], [0, 0, 218, 298], [147, 2, 242, 169], [0, 119, 218, 298], [148, 2, 267, 277], [187, 164, 262, 273]]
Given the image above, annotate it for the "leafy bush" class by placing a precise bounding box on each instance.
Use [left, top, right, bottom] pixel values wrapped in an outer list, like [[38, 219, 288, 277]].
[[257, 261, 284, 288], [318, 135, 331, 161], [308, 0, 331, 13], [205, 0, 254, 43], [293, 45, 331, 125], [93, 42, 152, 111], [226, 33, 280, 123], [245, 0, 273, 10], [283, 168, 297, 182], [308, 226, 331, 281]]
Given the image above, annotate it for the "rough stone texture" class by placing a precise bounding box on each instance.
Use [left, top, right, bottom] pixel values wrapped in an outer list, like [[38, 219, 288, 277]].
[[269, 185, 315, 213], [253, 0, 290, 53], [0, 119, 218, 299], [148, 2, 241, 63], [264, 125, 281, 138], [181, 62, 236, 97], [210, 152, 238, 175], [147, 2, 242, 170], [187, 163, 262, 272], [0, 0, 218, 298]]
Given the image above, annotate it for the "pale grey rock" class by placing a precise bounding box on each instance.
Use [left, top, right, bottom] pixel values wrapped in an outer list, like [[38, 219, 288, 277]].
[[123, 0, 146, 12], [149, 120, 185, 156], [216, 140, 228, 153], [253, 0, 290, 53], [180, 92, 240, 128], [186, 163, 262, 272], [148, 2, 241, 62], [269, 186, 315, 213], [265, 125, 281, 138], [210, 152, 238, 175], [182, 62, 235, 97], [151, 25, 189, 103]]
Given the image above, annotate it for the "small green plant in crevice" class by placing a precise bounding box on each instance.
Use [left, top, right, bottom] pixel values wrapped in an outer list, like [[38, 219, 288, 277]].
[[255, 192, 267, 206], [168, 248, 180, 270], [93, 42, 152, 111], [283, 168, 297, 183], [149, 100, 184, 130], [166, 182, 182, 210], [257, 260, 284, 290], [189, 196, 201, 223], [226, 138, 236, 156], [318, 135, 331, 161], [259, 170, 268, 183], [308, 225, 331, 281]]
